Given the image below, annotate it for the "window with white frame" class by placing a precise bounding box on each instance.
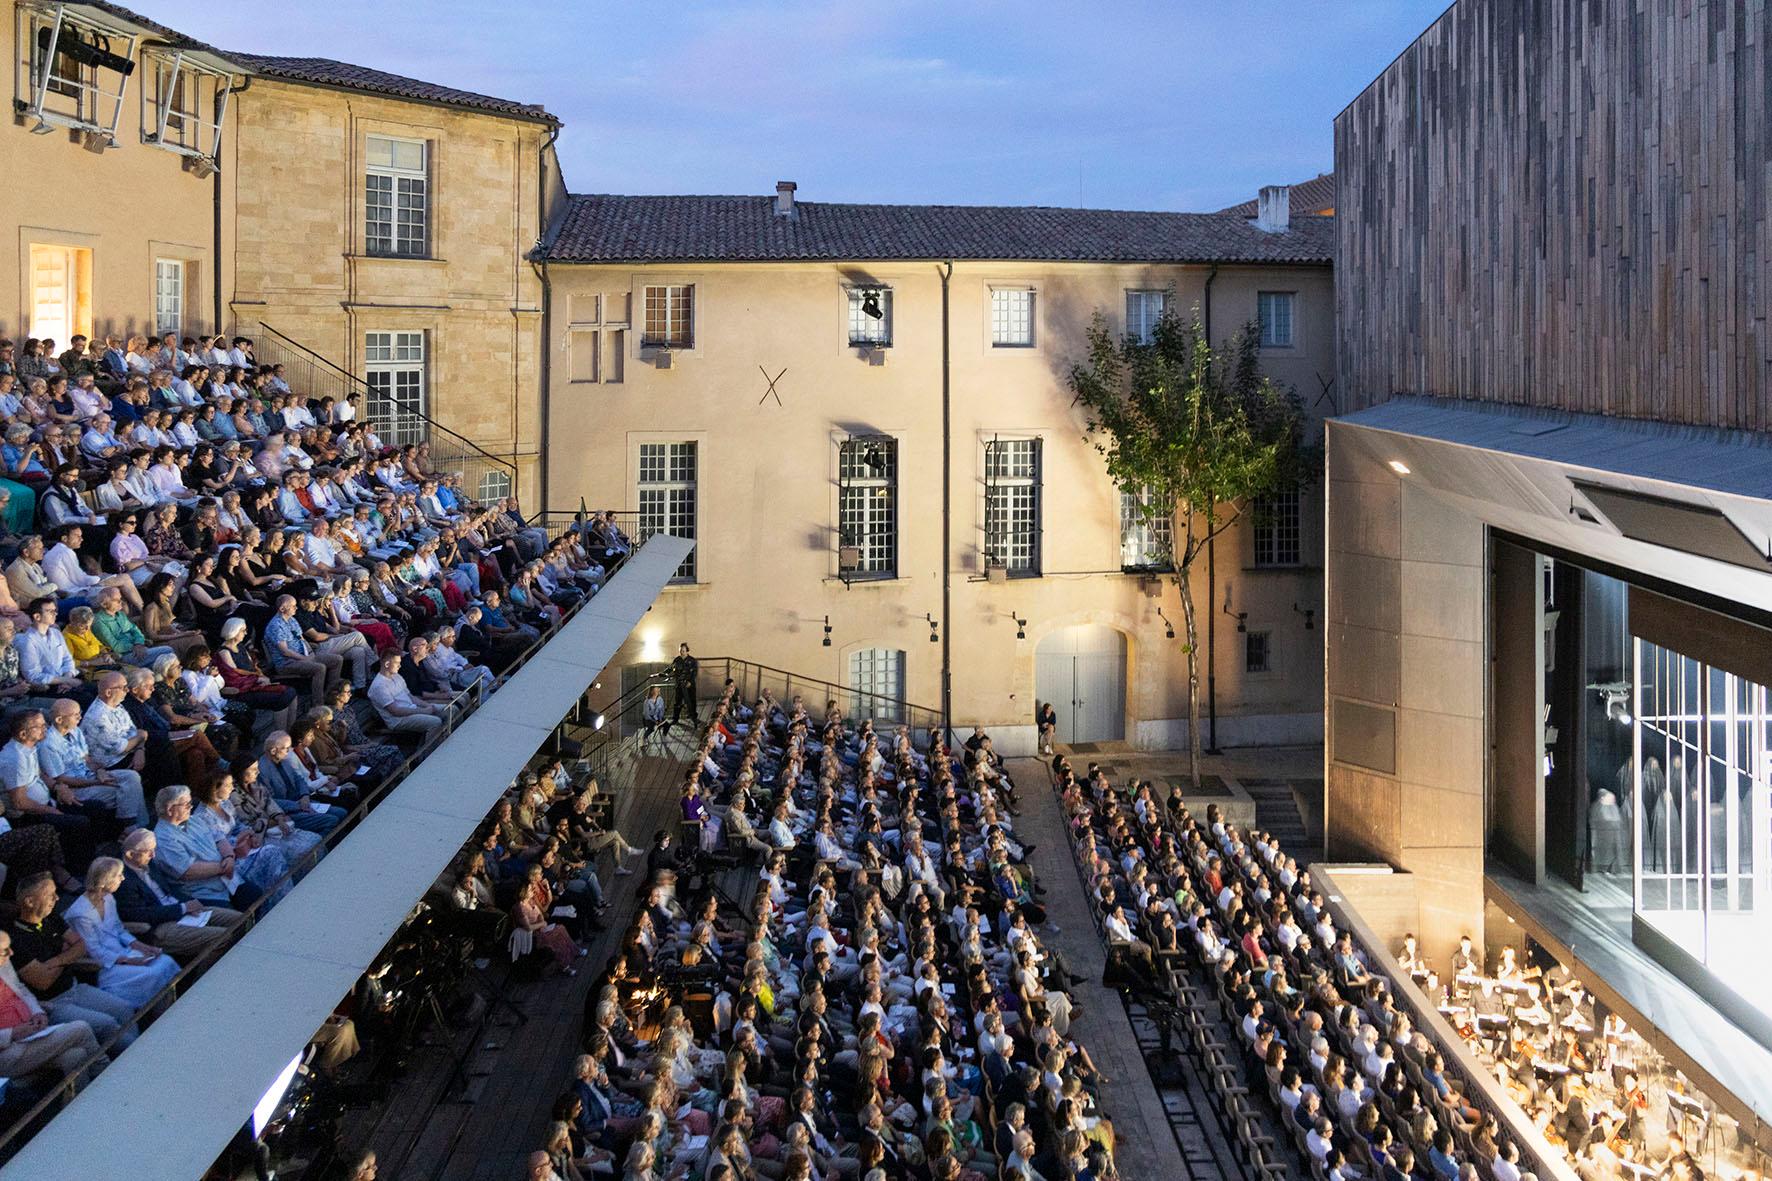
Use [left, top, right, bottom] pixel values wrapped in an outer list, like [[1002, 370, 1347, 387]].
[[838, 437, 897, 577], [984, 437, 1041, 573], [638, 442, 697, 581], [990, 287, 1035, 347], [1119, 486, 1173, 569], [1252, 490, 1302, 567], [643, 285, 694, 348], [365, 135, 429, 258], [363, 331, 427, 446], [847, 287, 892, 346], [1125, 289, 1168, 345], [478, 470, 513, 502], [847, 647, 906, 723], [153, 259, 184, 337], [1258, 291, 1295, 348]]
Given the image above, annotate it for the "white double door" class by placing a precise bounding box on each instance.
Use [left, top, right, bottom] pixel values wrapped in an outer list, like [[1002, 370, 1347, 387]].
[[1035, 624, 1127, 744]]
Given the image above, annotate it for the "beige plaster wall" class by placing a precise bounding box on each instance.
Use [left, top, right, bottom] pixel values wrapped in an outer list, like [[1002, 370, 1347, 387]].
[[230, 79, 548, 503], [547, 258, 1333, 749]]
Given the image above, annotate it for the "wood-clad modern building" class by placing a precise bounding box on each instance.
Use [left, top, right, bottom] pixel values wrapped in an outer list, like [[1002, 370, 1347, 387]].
[[1335, 0, 1772, 428], [1325, 0, 1772, 1154]]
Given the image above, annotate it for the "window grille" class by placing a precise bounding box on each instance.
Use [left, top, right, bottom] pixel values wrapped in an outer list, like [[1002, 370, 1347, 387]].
[[363, 331, 427, 446], [984, 437, 1041, 573], [990, 288, 1035, 347], [643, 285, 694, 348], [638, 441, 697, 580], [1119, 486, 1173, 569], [1258, 291, 1295, 348], [847, 287, 892, 346], [366, 135, 429, 258], [1252, 490, 1302, 567], [838, 436, 897, 578]]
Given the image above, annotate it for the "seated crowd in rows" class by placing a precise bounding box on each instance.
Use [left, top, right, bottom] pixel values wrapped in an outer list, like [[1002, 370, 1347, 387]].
[[1056, 759, 1553, 1181], [470, 690, 1119, 1181], [0, 326, 633, 1106]]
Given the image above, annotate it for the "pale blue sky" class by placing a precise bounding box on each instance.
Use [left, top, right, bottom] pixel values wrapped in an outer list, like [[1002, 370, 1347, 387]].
[[153, 0, 1443, 210]]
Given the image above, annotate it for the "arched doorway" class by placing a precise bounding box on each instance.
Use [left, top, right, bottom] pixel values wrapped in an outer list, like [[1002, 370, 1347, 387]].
[[1035, 624, 1127, 744]]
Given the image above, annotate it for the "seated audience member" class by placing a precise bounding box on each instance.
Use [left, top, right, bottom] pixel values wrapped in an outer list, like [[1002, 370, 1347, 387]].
[[10, 871, 140, 1048], [114, 828, 242, 960], [256, 729, 354, 822], [150, 784, 262, 913], [63, 857, 180, 1010], [368, 651, 447, 734], [0, 928, 108, 1083]]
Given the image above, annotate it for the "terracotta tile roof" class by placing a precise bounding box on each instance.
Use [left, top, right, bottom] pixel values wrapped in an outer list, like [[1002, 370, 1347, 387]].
[[538, 194, 1335, 265], [228, 53, 556, 123], [1218, 172, 1337, 217]]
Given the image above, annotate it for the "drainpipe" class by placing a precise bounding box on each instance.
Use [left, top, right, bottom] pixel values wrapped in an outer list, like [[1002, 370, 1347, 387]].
[[534, 121, 563, 514], [214, 73, 252, 333], [940, 260, 954, 742], [1203, 264, 1220, 753]]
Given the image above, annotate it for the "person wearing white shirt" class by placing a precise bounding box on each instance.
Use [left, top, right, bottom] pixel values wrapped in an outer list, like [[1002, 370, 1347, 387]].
[[40, 698, 141, 822], [423, 624, 491, 690], [66, 378, 104, 421], [44, 525, 142, 611], [80, 413, 122, 461], [281, 399, 315, 431], [367, 651, 444, 734], [14, 598, 78, 690]]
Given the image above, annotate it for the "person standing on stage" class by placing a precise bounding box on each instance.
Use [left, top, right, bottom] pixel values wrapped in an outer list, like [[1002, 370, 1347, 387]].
[[668, 643, 698, 727]]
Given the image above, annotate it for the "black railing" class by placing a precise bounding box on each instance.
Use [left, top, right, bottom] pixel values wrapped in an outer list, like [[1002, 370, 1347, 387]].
[[0, 531, 657, 1163], [251, 322, 520, 504], [698, 656, 948, 744]]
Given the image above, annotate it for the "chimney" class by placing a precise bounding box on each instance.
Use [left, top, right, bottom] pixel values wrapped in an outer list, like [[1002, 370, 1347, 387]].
[[1255, 184, 1290, 233], [774, 180, 797, 217]]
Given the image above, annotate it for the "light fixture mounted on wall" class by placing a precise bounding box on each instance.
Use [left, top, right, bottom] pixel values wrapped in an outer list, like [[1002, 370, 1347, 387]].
[[1590, 682, 1632, 726], [861, 289, 885, 320], [1292, 602, 1315, 631], [1224, 606, 1248, 633], [925, 613, 940, 644], [1009, 612, 1027, 640], [822, 615, 832, 647], [1387, 459, 1412, 476], [1156, 607, 1176, 640]]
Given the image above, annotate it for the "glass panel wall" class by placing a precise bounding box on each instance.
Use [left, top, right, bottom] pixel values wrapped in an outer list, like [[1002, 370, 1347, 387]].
[[1632, 637, 1772, 1010]]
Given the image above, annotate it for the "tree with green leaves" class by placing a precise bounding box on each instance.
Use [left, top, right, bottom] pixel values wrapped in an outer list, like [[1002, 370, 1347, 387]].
[[1069, 305, 1316, 786]]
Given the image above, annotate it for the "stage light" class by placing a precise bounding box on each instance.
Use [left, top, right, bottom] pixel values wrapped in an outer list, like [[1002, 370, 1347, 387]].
[[592, 712, 607, 731], [1293, 603, 1315, 631], [1156, 607, 1176, 640], [822, 615, 832, 647], [1387, 460, 1411, 475], [1010, 613, 1027, 641], [639, 628, 664, 661], [252, 1053, 303, 1139], [861, 289, 884, 320], [925, 613, 940, 643]]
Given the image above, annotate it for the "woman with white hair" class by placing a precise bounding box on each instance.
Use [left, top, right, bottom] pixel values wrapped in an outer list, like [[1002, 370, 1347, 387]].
[[214, 617, 299, 731], [63, 856, 181, 1008]]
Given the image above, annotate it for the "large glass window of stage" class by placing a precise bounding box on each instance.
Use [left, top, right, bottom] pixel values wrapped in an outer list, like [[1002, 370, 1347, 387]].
[[1631, 638, 1772, 999]]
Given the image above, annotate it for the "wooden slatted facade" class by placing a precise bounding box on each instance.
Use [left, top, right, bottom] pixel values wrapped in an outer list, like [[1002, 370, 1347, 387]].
[[1335, 0, 1772, 431]]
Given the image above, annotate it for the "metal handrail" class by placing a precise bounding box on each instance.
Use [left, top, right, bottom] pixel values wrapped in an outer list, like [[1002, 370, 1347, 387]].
[[252, 321, 518, 484], [698, 655, 951, 746], [0, 533, 652, 1163]]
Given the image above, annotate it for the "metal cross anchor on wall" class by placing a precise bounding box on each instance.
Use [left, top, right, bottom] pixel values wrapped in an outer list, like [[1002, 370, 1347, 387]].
[[758, 365, 788, 406]]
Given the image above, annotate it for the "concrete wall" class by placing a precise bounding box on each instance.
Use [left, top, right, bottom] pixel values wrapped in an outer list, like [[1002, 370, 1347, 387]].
[[1324, 419, 1487, 959], [0, 10, 232, 343], [230, 79, 549, 503], [547, 258, 1334, 743]]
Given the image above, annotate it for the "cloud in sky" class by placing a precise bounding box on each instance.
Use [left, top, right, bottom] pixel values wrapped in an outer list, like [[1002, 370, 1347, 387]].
[[148, 0, 1441, 210]]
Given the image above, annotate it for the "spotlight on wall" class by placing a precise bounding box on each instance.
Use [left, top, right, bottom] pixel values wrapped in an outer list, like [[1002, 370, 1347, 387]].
[[592, 712, 607, 731], [1156, 607, 1176, 640], [1591, 682, 1632, 726], [1010, 613, 1027, 641], [861, 289, 885, 320], [925, 613, 940, 644], [1387, 460, 1412, 476], [822, 615, 832, 647], [1224, 606, 1248, 633], [1292, 602, 1315, 631]]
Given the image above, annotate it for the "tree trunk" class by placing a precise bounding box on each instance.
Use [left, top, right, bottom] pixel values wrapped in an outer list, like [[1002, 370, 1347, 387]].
[[1178, 562, 1202, 789]]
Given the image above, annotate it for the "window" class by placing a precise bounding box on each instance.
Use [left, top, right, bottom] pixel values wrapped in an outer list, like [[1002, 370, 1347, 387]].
[[838, 437, 898, 578], [638, 442, 697, 581], [154, 259, 184, 337], [1125, 289, 1167, 345], [1119, 487, 1173, 569], [847, 648, 906, 723], [1245, 631, 1272, 674], [1258, 291, 1295, 348], [29, 244, 91, 344], [363, 331, 427, 446], [984, 438, 1041, 573], [365, 135, 429, 258], [990, 287, 1035, 347], [643, 285, 694, 349], [847, 287, 892, 347], [1252, 490, 1302, 567], [569, 293, 626, 384], [478, 470, 513, 502], [140, 50, 229, 162]]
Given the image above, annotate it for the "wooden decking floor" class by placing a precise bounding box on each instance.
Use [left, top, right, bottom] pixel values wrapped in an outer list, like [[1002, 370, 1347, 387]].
[[347, 737, 692, 1181]]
